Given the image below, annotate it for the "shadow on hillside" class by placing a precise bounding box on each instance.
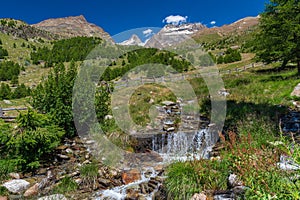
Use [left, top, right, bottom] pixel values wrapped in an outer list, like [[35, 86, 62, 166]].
[[253, 64, 297, 74], [259, 73, 299, 82], [201, 98, 289, 132]]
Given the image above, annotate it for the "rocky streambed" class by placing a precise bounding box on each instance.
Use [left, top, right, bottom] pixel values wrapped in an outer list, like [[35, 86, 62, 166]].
[[4, 100, 300, 200]]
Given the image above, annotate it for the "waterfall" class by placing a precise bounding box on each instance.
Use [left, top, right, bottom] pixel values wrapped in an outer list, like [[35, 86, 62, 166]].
[[152, 128, 213, 162]]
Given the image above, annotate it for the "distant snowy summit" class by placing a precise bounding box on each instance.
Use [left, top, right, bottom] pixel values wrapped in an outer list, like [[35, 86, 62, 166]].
[[118, 34, 144, 46], [145, 23, 206, 48]]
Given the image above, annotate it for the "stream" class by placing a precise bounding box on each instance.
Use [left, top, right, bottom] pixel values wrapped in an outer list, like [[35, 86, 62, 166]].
[[97, 128, 215, 200]]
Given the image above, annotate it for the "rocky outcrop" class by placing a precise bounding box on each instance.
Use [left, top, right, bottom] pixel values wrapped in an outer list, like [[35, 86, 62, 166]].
[[33, 15, 113, 42], [0, 19, 59, 40]]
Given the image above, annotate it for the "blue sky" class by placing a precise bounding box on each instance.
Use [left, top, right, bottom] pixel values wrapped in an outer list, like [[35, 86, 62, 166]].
[[1, 0, 267, 40]]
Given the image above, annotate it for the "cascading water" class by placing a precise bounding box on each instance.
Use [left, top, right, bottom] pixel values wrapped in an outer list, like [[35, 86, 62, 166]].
[[152, 128, 214, 162]]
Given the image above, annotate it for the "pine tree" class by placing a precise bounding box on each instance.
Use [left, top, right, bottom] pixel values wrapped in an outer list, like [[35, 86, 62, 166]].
[[254, 0, 300, 74]]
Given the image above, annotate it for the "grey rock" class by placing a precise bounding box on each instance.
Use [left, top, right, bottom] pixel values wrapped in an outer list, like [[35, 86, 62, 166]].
[[2, 179, 30, 194]]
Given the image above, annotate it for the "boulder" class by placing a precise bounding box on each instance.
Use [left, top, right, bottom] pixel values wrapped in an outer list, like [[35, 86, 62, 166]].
[[121, 169, 141, 184], [2, 179, 30, 194], [23, 183, 38, 197]]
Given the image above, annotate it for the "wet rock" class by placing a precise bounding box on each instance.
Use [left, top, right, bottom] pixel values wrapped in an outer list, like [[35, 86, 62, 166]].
[[8, 173, 20, 179], [122, 169, 141, 184], [24, 183, 38, 197], [191, 193, 207, 200], [2, 179, 30, 194], [38, 194, 67, 200]]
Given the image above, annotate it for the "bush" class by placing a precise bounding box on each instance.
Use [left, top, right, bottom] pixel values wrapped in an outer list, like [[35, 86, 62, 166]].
[[0, 83, 11, 100], [32, 62, 77, 136], [0, 110, 65, 171], [12, 83, 31, 99], [0, 61, 21, 81], [0, 46, 8, 59]]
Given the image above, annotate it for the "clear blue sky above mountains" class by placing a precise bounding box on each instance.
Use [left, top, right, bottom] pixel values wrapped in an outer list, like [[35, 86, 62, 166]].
[[1, 0, 267, 36]]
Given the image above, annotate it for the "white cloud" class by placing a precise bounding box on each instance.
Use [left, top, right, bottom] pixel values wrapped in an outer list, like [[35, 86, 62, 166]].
[[143, 29, 153, 37], [163, 15, 188, 25], [210, 21, 216, 25]]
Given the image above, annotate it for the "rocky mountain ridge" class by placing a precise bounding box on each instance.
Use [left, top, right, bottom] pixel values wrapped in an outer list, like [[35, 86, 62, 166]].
[[0, 18, 60, 40], [145, 23, 206, 48], [32, 15, 113, 42], [193, 16, 259, 39]]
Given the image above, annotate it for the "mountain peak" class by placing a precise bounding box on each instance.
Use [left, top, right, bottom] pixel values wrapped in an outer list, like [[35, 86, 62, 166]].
[[32, 15, 113, 42], [145, 22, 206, 48], [119, 34, 143, 46]]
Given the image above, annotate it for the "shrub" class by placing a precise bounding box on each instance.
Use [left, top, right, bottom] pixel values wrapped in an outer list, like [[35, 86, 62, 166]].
[[0, 110, 65, 171]]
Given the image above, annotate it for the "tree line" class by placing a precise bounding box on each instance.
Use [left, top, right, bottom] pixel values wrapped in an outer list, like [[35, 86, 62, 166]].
[[31, 36, 102, 66]]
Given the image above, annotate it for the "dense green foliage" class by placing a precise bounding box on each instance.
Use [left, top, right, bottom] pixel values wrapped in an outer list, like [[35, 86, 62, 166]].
[[217, 48, 242, 64], [31, 37, 102, 65], [32, 61, 112, 137], [0, 110, 65, 171], [254, 0, 300, 72], [0, 83, 31, 100], [0, 61, 20, 81], [101, 48, 192, 81], [0, 46, 8, 59], [31, 62, 77, 136]]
